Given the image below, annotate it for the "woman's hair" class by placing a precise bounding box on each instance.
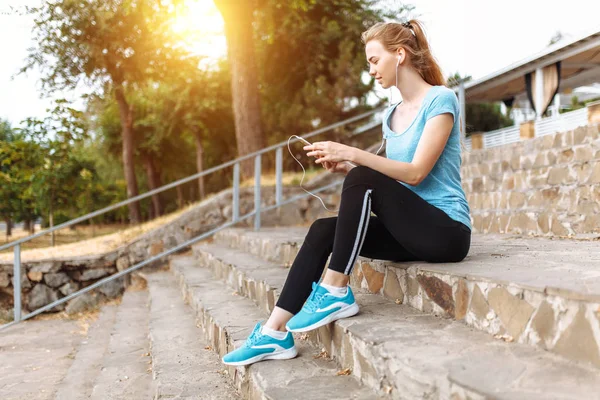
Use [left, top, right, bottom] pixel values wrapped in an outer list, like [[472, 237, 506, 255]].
[[361, 20, 446, 87], [362, 20, 470, 154]]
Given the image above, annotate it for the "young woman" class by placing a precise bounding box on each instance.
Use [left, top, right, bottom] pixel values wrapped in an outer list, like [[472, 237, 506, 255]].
[[222, 19, 471, 366]]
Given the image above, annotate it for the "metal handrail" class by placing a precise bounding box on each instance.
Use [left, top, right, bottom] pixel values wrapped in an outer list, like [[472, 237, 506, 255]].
[[0, 179, 345, 332], [0, 107, 383, 250], [2, 106, 385, 328]]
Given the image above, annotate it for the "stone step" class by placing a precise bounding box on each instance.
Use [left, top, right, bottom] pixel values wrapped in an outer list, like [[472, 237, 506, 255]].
[[191, 240, 600, 399], [169, 255, 377, 400], [0, 318, 85, 400], [212, 227, 600, 369], [89, 288, 155, 399], [55, 304, 119, 399], [142, 270, 241, 399]]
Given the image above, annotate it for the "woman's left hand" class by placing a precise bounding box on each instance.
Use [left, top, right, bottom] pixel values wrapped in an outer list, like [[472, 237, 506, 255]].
[[304, 141, 354, 164]]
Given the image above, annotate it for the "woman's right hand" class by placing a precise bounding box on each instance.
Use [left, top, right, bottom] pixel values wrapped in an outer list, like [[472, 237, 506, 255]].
[[321, 160, 353, 175]]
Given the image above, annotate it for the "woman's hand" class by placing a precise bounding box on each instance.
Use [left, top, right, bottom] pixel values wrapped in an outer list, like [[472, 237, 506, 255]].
[[304, 141, 354, 164], [321, 160, 353, 175]]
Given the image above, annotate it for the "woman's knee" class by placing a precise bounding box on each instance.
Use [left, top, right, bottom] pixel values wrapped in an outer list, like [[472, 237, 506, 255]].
[[343, 166, 380, 189], [306, 217, 337, 243]]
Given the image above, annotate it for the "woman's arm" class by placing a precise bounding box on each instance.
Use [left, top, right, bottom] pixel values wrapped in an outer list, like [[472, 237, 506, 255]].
[[350, 113, 453, 186]]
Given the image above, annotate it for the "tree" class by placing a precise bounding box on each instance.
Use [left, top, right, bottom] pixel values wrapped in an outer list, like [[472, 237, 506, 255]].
[[18, 100, 93, 246], [21, 0, 189, 224], [213, 0, 266, 179], [216, 0, 408, 174]]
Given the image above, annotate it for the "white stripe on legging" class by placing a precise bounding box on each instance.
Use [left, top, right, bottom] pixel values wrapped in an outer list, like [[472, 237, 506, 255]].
[[344, 189, 373, 275]]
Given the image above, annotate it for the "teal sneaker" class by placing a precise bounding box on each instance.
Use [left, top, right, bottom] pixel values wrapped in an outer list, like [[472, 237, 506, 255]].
[[222, 322, 297, 366], [286, 282, 359, 333]]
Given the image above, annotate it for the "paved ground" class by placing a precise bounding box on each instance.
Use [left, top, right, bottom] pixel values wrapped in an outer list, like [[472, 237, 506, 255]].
[[0, 316, 87, 400]]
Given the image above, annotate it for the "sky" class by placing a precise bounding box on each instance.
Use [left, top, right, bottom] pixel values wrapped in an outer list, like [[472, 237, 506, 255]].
[[0, 0, 598, 126]]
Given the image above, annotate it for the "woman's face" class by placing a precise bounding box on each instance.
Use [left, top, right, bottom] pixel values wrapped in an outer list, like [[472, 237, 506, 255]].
[[365, 40, 400, 89]]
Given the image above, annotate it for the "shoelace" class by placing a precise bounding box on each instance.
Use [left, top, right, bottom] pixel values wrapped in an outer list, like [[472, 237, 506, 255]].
[[304, 283, 327, 313], [245, 327, 263, 348]]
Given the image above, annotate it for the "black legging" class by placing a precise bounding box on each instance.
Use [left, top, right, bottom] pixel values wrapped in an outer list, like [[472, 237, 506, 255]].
[[276, 166, 471, 315]]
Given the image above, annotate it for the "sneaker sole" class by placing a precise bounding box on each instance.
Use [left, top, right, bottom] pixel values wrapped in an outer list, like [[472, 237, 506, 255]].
[[221, 346, 298, 366], [285, 302, 359, 333]]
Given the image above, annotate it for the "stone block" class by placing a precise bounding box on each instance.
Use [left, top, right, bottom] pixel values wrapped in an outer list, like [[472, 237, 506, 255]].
[[361, 262, 384, 294], [508, 192, 526, 208], [558, 148, 574, 163], [573, 126, 589, 145], [575, 147, 594, 162], [416, 274, 455, 317], [589, 161, 600, 184], [27, 271, 43, 282], [537, 213, 550, 234], [116, 256, 130, 272], [59, 281, 80, 296], [98, 276, 126, 298], [547, 166, 570, 185], [502, 176, 515, 190], [487, 287, 534, 340], [27, 284, 60, 311], [454, 279, 469, 320], [70, 268, 111, 281], [149, 240, 164, 256], [383, 269, 404, 303], [0, 272, 9, 288], [533, 153, 546, 168], [550, 216, 569, 236], [554, 307, 600, 368], [469, 284, 490, 321], [574, 162, 592, 182], [44, 272, 70, 288], [407, 275, 419, 298], [530, 300, 556, 348]]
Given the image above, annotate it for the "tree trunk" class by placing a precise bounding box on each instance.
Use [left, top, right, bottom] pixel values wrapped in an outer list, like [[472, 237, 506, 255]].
[[176, 185, 184, 209], [114, 85, 141, 224], [5, 218, 11, 239], [193, 128, 206, 200], [143, 153, 163, 218], [215, 0, 266, 179]]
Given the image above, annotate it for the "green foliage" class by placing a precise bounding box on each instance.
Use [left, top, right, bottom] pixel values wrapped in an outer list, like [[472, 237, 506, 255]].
[[8, 0, 428, 234]]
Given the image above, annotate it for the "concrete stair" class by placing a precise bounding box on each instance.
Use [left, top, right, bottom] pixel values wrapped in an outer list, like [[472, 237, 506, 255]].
[[144, 271, 240, 399], [11, 226, 599, 399], [169, 256, 377, 399], [161, 226, 600, 398], [53, 277, 239, 400], [212, 227, 600, 370]]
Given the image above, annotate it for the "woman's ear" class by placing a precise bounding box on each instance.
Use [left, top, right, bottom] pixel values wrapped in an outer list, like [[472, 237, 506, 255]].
[[396, 49, 404, 65]]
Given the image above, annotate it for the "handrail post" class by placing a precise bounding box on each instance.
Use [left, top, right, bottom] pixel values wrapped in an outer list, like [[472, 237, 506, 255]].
[[254, 155, 261, 231], [13, 244, 21, 323], [233, 163, 240, 223], [275, 147, 283, 206]]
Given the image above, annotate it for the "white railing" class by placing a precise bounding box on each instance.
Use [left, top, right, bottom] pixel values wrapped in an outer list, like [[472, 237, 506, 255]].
[[464, 136, 472, 152], [482, 125, 521, 148], [534, 108, 588, 137]]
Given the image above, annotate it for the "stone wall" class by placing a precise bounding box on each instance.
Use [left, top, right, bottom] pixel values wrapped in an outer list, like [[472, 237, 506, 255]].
[[462, 123, 600, 236]]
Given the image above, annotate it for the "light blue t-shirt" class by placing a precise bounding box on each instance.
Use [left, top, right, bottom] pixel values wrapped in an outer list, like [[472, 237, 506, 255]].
[[383, 85, 471, 230]]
